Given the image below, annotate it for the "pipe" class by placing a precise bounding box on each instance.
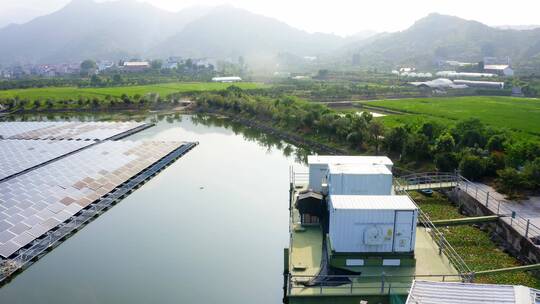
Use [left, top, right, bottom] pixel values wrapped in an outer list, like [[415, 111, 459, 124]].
[[431, 215, 502, 227], [473, 263, 540, 275]]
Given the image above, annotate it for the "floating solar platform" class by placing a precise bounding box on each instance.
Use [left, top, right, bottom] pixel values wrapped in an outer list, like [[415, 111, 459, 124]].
[[0, 121, 152, 141], [0, 140, 197, 260], [0, 140, 95, 181]]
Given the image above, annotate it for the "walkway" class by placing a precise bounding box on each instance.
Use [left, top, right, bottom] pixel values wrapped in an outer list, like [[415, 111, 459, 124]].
[[459, 180, 540, 239]]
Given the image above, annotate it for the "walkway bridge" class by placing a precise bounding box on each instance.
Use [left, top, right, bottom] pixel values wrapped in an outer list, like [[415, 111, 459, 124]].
[[394, 172, 459, 191]]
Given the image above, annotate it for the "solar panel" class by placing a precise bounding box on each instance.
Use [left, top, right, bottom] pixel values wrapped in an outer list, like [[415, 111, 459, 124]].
[[0, 140, 185, 258], [0, 140, 93, 180], [0, 122, 147, 141]]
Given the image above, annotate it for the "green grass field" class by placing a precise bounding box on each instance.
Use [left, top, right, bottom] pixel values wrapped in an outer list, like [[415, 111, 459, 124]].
[[363, 96, 540, 136], [0, 82, 265, 101]]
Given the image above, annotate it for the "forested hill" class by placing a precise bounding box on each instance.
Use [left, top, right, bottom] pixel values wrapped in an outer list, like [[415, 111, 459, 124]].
[[343, 13, 540, 71]]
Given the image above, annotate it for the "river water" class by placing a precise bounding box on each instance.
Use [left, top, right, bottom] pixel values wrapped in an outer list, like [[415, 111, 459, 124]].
[[0, 113, 308, 304]]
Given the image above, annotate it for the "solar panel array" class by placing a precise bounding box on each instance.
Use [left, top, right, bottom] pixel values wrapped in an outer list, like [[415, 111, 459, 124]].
[[0, 140, 184, 258], [0, 121, 147, 140], [0, 140, 94, 180], [0, 122, 58, 139]]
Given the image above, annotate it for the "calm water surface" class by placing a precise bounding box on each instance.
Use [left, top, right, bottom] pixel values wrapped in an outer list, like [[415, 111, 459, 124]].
[[0, 113, 308, 304]]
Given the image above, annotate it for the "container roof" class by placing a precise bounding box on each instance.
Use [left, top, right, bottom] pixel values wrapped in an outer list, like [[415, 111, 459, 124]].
[[307, 155, 393, 166], [123, 61, 149, 66], [328, 163, 392, 175], [406, 280, 537, 304], [485, 64, 511, 70], [329, 195, 417, 210]]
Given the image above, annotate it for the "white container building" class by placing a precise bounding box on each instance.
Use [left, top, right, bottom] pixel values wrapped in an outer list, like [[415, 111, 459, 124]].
[[307, 156, 393, 192], [328, 195, 418, 254], [327, 164, 393, 195]]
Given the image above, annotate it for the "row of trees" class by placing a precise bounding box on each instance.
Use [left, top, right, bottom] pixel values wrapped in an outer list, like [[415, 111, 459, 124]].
[[0, 92, 175, 112], [194, 86, 540, 196]]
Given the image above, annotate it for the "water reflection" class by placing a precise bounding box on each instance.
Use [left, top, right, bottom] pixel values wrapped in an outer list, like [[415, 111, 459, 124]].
[[4, 111, 312, 163], [190, 114, 311, 163]]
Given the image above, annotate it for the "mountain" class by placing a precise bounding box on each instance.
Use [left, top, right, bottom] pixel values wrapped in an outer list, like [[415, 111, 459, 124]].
[[0, 1, 351, 65], [3, 3, 540, 72], [152, 6, 346, 59], [496, 25, 540, 31], [0, 0, 208, 64], [344, 13, 540, 70]]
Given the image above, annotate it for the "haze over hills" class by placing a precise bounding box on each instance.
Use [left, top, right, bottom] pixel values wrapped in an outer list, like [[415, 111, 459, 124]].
[[0, 0, 211, 64], [151, 6, 347, 60], [0, 0, 539, 73], [0, 0, 350, 65], [343, 14, 540, 70], [495, 25, 540, 31]]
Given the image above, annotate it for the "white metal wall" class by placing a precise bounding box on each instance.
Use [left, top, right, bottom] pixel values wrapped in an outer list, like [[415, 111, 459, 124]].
[[308, 163, 328, 192], [329, 207, 417, 253], [328, 172, 392, 195]]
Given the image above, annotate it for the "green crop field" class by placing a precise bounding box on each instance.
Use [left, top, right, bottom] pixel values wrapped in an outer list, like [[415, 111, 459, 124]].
[[0, 82, 266, 101], [363, 96, 540, 136]]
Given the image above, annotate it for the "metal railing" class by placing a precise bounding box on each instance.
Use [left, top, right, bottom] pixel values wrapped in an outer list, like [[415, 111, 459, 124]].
[[286, 273, 465, 296], [394, 172, 459, 191], [0, 142, 198, 283], [457, 176, 540, 240], [394, 180, 472, 278], [289, 166, 309, 187]]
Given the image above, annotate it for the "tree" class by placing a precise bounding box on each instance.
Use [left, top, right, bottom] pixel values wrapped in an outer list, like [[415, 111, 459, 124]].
[[121, 94, 132, 106], [419, 122, 437, 140], [91, 98, 100, 109], [405, 134, 430, 161], [523, 158, 540, 189], [506, 141, 540, 168], [185, 59, 193, 70], [487, 134, 506, 152], [112, 74, 123, 84], [459, 154, 485, 180], [384, 126, 408, 154], [317, 69, 329, 79], [90, 75, 103, 87], [484, 152, 506, 176], [150, 59, 163, 70], [80, 59, 97, 76], [495, 168, 524, 196], [435, 153, 458, 172], [369, 121, 385, 154], [434, 132, 455, 154], [452, 118, 486, 148]]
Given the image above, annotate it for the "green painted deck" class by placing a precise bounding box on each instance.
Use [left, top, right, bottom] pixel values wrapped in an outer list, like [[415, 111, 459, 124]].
[[287, 190, 460, 298]]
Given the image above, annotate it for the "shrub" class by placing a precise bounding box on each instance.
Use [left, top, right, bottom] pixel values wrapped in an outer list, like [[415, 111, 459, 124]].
[[487, 134, 506, 152], [523, 158, 540, 190], [434, 152, 458, 172], [495, 168, 524, 196], [459, 154, 485, 180]]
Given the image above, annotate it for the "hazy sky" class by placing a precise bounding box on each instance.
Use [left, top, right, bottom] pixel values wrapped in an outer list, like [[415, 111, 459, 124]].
[[1, 0, 540, 35]]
